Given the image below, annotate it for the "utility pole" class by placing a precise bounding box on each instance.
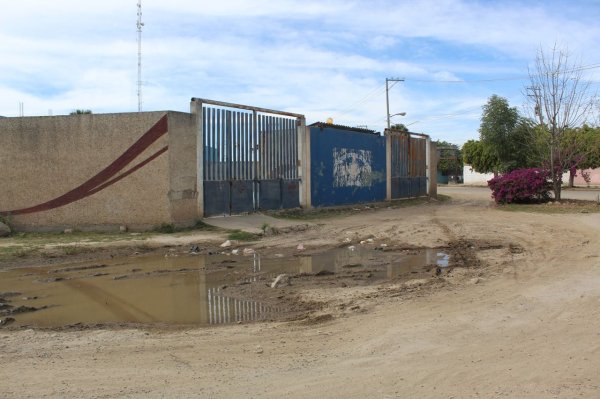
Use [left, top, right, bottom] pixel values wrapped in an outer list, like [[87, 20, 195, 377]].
[[386, 77, 404, 129], [136, 1, 144, 112]]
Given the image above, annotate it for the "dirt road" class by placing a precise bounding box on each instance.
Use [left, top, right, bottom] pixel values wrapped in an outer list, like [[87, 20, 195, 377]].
[[2, 193, 600, 398]]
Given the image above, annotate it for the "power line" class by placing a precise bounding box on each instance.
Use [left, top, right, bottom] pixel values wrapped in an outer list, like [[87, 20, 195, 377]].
[[332, 82, 387, 120]]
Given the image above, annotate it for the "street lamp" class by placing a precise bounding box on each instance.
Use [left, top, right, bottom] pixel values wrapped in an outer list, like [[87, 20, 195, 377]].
[[388, 112, 406, 129]]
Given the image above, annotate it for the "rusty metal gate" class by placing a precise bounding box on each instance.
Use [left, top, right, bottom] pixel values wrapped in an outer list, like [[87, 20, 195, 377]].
[[197, 99, 303, 216], [389, 131, 427, 198]]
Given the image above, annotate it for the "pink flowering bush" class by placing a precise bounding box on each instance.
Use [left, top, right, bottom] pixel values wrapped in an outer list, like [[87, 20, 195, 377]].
[[487, 168, 552, 204]]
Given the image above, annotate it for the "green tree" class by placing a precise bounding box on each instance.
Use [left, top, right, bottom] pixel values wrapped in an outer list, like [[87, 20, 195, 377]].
[[462, 139, 497, 174], [435, 140, 462, 177], [391, 123, 408, 133], [70, 109, 92, 115], [479, 95, 535, 172]]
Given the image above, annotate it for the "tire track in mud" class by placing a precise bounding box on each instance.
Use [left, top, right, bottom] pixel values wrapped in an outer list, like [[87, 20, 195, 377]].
[[430, 209, 483, 269]]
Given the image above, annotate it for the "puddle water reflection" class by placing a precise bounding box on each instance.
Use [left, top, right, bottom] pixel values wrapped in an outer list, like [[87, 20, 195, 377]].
[[0, 248, 449, 328]]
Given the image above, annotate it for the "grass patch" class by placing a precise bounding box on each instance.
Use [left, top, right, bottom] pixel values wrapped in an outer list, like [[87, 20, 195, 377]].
[[498, 200, 600, 214], [153, 220, 219, 234], [227, 230, 260, 241], [0, 245, 37, 261]]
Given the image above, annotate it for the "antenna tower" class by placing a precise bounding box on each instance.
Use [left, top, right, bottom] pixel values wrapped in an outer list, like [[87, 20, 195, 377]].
[[136, 1, 144, 112]]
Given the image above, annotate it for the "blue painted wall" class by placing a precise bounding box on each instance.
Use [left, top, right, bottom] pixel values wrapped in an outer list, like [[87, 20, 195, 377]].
[[310, 126, 386, 207]]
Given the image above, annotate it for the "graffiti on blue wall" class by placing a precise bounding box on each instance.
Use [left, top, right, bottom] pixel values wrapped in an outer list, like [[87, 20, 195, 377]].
[[332, 148, 373, 187]]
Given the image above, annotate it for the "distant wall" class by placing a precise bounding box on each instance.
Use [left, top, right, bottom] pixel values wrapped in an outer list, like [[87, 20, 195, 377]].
[[0, 111, 198, 231], [574, 168, 600, 186], [462, 165, 600, 187], [463, 165, 494, 185]]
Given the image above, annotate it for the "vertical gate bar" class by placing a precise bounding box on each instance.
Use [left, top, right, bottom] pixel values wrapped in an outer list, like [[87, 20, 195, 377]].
[[209, 107, 215, 181], [210, 107, 215, 181], [263, 115, 268, 179], [217, 108, 221, 181], [207, 288, 212, 324], [288, 118, 293, 179], [270, 115, 275, 179], [226, 110, 232, 181], [238, 111, 243, 180], [202, 107, 208, 181], [265, 114, 269, 180], [232, 111, 237, 180], [258, 115, 267, 180], [253, 112, 258, 209], [284, 117, 289, 178], [214, 109, 219, 181], [211, 107, 216, 181], [241, 113, 246, 180], [236, 111, 242, 180], [275, 117, 281, 178], [279, 117, 284, 179]]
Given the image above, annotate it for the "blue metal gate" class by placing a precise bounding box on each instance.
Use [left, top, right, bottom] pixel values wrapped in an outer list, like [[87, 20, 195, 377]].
[[310, 124, 386, 207], [198, 99, 303, 216]]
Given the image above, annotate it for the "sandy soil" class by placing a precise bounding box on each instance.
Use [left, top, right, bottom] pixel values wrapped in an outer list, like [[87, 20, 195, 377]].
[[2, 193, 600, 398]]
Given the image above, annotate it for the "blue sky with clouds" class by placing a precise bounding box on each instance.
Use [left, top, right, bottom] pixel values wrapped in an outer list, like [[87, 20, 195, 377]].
[[1, 0, 599, 144]]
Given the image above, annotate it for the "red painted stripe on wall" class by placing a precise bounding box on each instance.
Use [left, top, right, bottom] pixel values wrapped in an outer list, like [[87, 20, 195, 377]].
[[1, 115, 169, 216]]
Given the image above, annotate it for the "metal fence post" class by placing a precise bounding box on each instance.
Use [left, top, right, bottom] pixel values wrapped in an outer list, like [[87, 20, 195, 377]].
[[385, 130, 392, 201]]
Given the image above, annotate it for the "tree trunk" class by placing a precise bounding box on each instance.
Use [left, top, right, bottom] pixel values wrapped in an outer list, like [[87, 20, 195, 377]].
[[569, 167, 576, 188], [554, 180, 562, 202]]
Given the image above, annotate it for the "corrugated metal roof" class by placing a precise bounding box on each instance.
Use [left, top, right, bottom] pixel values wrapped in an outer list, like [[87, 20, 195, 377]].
[[308, 122, 378, 134]]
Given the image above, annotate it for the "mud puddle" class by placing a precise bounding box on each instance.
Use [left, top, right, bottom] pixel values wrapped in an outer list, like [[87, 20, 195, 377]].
[[0, 247, 449, 329]]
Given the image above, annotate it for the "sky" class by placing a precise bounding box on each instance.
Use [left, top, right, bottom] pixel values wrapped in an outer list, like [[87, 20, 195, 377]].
[[1, 0, 599, 145]]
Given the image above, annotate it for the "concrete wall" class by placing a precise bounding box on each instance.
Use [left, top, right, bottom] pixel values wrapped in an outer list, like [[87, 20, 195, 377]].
[[0, 111, 198, 231], [573, 168, 600, 186], [463, 165, 495, 186]]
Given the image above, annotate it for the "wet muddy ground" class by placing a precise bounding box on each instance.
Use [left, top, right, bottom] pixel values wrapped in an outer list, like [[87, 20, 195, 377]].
[[0, 242, 467, 329]]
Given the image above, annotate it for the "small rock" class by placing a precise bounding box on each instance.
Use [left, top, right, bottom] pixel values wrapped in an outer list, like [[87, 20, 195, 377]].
[[360, 240, 366, 245], [0, 317, 15, 326], [255, 346, 264, 354], [0, 222, 10, 238], [220, 240, 232, 248], [343, 237, 351, 243], [469, 277, 483, 284], [271, 274, 291, 288], [380, 244, 388, 247], [189, 244, 200, 253], [63, 228, 73, 234], [274, 253, 284, 258], [347, 245, 356, 251], [119, 225, 128, 232], [366, 238, 374, 243], [243, 248, 255, 255], [297, 244, 305, 251], [231, 249, 239, 255]]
